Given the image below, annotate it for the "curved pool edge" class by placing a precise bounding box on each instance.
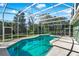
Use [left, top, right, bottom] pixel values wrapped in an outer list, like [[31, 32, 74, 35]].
[[0, 35, 40, 56], [0, 34, 59, 56]]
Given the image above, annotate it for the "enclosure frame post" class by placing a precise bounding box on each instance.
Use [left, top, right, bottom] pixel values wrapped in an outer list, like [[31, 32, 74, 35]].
[[2, 4, 7, 42]]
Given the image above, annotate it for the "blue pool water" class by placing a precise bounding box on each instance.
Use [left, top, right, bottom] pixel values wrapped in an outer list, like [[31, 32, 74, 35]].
[[7, 35, 57, 56]]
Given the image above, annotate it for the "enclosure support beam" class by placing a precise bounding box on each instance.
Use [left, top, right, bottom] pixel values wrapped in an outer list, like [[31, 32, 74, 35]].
[[33, 23, 34, 35], [11, 26, 13, 40], [2, 4, 7, 42], [74, 3, 76, 16], [48, 24, 49, 34], [38, 25, 39, 35], [44, 25, 45, 34], [69, 25, 71, 37], [18, 4, 36, 15], [26, 24, 28, 37], [17, 15, 19, 38], [41, 23, 42, 34]]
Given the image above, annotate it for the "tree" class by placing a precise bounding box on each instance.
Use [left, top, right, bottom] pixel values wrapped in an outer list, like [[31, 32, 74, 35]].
[[27, 12, 37, 34], [13, 11, 26, 34]]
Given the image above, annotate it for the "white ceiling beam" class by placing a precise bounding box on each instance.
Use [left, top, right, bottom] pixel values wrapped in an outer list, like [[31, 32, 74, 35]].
[[28, 3, 63, 17], [2, 3, 7, 13], [63, 3, 74, 9], [50, 8, 72, 15], [18, 3, 36, 15], [38, 4, 74, 18], [33, 3, 62, 15]]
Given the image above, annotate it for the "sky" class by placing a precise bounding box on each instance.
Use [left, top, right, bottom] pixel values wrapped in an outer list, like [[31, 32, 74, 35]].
[[0, 3, 74, 23]]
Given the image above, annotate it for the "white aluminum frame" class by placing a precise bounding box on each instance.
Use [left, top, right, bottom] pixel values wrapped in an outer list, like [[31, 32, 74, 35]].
[[0, 3, 75, 42]]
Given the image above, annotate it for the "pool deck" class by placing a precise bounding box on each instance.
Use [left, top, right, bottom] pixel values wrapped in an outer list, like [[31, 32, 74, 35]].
[[0, 35, 79, 56], [47, 36, 79, 56]]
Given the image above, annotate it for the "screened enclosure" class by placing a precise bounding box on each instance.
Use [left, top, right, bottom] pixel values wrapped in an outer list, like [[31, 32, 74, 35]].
[[0, 3, 75, 42]]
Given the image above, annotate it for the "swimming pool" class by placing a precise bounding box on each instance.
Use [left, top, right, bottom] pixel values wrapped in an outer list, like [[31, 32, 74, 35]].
[[7, 35, 57, 56]]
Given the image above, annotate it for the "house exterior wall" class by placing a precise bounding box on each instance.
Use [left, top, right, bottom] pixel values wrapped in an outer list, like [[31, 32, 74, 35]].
[[71, 3, 79, 43], [73, 20, 79, 43]]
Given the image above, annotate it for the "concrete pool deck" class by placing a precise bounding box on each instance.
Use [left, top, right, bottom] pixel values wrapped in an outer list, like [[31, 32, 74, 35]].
[[0, 35, 79, 56], [47, 36, 79, 56]]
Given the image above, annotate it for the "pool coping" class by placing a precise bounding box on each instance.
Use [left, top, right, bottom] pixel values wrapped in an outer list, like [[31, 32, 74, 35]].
[[46, 37, 71, 56], [0, 35, 40, 48], [0, 35, 78, 56], [0, 34, 59, 48], [0, 34, 60, 56]]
